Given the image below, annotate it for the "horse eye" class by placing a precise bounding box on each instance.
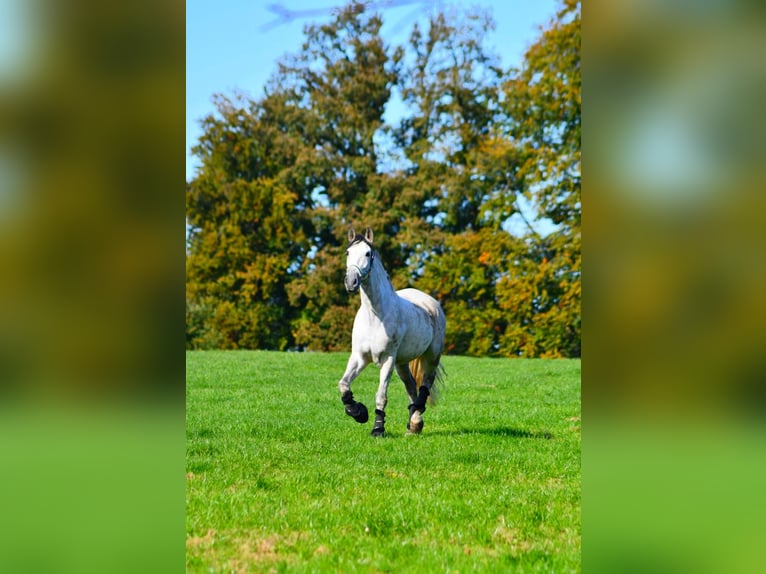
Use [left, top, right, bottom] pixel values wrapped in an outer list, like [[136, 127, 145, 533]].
[[366, 252, 371, 258]]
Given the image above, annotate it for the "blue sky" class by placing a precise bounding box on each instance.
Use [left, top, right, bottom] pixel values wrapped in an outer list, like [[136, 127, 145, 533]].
[[187, 0, 559, 180]]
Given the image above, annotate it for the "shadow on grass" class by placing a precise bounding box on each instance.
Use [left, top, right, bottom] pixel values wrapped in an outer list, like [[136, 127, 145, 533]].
[[427, 426, 554, 439]]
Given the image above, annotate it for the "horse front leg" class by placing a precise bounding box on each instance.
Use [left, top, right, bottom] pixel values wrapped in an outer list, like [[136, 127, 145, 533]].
[[339, 353, 370, 424], [371, 355, 395, 437]]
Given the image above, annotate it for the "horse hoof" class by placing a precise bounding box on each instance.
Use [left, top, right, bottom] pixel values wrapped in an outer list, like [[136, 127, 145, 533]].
[[345, 402, 369, 423], [371, 426, 385, 437], [408, 411, 424, 434]]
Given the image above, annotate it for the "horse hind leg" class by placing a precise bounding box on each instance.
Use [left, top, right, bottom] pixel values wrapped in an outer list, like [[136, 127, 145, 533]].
[[396, 363, 422, 434], [407, 381, 431, 434], [406, 357, 437, 434], [396, 363, 418, 405]]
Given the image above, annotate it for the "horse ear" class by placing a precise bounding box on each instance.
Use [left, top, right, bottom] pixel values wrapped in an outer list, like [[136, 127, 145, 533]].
[[364, 227, 374, 244], [348, 227, 356, 243]]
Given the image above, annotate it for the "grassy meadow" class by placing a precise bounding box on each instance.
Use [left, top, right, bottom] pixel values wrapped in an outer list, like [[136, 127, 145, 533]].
[[186, 351, 581, 573]]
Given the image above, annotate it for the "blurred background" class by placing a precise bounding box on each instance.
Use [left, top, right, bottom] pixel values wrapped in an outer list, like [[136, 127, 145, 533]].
[[0, 0, 183, 572], [585, 0, 766, 572], [0, 0, 183, 398], [586, 0, 766, 421]]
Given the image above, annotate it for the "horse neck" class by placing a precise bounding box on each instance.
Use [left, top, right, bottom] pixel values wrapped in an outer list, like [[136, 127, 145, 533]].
[[359, 255, 397, 316]]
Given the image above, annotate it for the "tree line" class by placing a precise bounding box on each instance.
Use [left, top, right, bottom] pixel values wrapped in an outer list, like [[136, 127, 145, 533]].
[[186, 0, 580, 357]]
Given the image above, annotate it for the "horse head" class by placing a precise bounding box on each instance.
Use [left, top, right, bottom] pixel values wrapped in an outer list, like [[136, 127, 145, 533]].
[[344, 227, 375, 293]]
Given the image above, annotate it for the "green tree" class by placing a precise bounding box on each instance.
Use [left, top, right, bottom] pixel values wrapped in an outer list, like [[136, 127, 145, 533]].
[[480, 0, 581, 357], [186, 94, 311, 349], [276, 3, 410, 350], [414, 1, 580, 358], [186, 0, 581, 358], [502, 0, 580, 357], [416, 228, 520, 355], [395, 9, 502, 233]]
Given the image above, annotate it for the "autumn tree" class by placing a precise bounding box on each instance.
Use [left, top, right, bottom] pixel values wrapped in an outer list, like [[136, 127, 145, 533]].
[[186, 0, 581, 357], [395, 10, 502, 233], [276, 3, 412, 350], [412, 1, 580, 358], [496, 0, 581, 357], [186, 92, 313, 349]]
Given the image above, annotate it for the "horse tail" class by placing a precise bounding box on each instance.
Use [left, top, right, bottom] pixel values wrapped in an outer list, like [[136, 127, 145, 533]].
[[409, 357, 444, 406], [409, 357, 425, 393]]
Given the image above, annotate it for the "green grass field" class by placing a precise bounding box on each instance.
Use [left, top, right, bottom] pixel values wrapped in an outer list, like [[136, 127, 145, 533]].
[[186, 351, 581, 573]]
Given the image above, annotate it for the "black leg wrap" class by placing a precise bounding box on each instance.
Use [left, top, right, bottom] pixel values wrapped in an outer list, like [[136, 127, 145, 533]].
[[342, 391, 368, 423], [371, 409, 385, 437], [407, 387, 430, 431], [412, 386, 429, 413]]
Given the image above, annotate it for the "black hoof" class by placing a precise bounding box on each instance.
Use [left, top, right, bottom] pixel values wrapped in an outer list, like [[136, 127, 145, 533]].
[[345, 401, 369, 423], [371, 410, 385, 436]]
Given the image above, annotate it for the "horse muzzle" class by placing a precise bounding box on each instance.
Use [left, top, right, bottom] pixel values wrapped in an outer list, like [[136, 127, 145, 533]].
[[345, 269, 360, 293]]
